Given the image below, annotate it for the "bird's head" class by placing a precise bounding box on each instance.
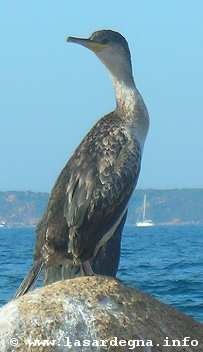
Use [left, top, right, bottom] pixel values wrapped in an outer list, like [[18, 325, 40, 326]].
[[67, 30, 133, 84]]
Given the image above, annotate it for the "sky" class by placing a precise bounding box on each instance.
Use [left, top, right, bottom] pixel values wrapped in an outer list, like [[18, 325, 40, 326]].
[[0, 1, 203, 192]]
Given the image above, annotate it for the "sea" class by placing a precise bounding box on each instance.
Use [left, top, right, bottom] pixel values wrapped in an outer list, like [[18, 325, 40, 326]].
[[0, 225, 202, 323]]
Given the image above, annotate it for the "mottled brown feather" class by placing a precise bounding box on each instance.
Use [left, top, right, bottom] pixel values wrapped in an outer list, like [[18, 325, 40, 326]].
[[35, 111, 141, 264]]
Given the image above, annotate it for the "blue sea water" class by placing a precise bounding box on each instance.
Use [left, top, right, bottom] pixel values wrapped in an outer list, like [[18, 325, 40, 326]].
[[0, 225, 202, 322]]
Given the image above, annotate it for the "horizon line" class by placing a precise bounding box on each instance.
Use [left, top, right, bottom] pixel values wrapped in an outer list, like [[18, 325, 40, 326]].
[[1, 188, 203, 194]]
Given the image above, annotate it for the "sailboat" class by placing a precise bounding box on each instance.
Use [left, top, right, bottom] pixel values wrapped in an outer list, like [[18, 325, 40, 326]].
[[0, 221, 6, 228], [136, 194, 154, 227]]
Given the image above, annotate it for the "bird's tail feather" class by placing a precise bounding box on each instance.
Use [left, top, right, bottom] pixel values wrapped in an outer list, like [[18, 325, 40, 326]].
[[14, 259, 44, 299]]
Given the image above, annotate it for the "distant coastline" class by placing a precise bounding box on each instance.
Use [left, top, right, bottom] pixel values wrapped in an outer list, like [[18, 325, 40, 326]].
[[1, 189, 203, 228], [0, 191, 48, 228]]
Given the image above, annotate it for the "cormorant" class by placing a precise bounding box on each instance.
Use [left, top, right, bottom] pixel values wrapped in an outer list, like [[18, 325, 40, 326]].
[[15, 30, 149, 298]]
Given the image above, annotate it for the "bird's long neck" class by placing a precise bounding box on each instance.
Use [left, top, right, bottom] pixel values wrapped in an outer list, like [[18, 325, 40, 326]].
[[113, 76, 137, 115], [112, 75, 149, 149]]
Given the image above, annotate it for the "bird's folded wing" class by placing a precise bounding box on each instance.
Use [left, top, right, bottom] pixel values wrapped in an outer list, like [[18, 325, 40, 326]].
[[64, 128, 141, 260]]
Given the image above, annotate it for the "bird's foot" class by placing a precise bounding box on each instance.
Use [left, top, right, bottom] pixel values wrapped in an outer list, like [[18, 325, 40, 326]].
[[81, 260, 94, 276]]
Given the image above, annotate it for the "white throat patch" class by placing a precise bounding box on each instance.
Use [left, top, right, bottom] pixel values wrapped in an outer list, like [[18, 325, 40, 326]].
[[113, 78, 150, 151]]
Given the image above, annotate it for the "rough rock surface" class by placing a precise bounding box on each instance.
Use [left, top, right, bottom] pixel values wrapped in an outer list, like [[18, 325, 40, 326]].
[[0, 276, 202, 351]]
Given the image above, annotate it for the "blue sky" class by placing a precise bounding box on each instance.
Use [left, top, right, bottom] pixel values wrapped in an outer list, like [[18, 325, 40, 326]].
[[0, 1, 203, 191]]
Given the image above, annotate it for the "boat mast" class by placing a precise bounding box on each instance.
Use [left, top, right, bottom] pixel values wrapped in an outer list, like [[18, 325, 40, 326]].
[[143, 194, 146, 221]]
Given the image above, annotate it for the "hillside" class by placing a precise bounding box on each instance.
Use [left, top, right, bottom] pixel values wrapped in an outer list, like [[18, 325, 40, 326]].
[[0, 191, 48, 227], [0, 189, 203, 227], [128, 189, 203, 225]]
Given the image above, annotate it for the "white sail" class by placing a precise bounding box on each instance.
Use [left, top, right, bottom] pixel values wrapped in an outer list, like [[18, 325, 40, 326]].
[[136, 194, 154, 227]]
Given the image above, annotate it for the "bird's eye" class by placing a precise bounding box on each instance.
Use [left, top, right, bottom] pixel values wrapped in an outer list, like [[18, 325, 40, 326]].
[[100, 38, 109, 44], [90, 32, 109, 44]]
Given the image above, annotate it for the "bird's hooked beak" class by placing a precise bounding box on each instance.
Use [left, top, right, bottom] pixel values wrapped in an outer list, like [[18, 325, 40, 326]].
[[67, 36, 107, 53]]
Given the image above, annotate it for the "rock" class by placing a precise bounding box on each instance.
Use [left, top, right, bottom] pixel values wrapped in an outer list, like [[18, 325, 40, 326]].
[[0, 276, 202, 351]]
